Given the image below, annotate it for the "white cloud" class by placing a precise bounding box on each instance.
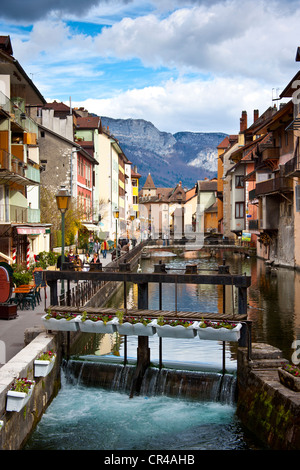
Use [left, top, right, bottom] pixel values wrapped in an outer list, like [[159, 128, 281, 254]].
[[92, 0, 300, 83], [71, 76, 273, 134], [3, 0, 299, 134]]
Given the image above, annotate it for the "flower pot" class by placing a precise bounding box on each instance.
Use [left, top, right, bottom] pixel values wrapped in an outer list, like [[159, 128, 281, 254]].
[[34, 355, 56, 377], [6, 385, 34, 412], [117, 321, 156, 336], [42, 314, 81, 332], [79, 317, 118, 334], [278, 367, 300, 392], [197, 323, 242, 342], [153, 320, 198, 339]]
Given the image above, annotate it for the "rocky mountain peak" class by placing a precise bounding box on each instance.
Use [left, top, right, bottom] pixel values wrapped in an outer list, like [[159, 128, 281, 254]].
[[101, 116, 226, 188]]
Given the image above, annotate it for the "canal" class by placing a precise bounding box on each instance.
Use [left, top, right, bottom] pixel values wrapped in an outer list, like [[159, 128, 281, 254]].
[[25, 252, 300, 450]]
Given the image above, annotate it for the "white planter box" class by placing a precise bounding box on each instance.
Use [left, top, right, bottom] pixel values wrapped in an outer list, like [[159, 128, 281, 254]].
[[42, 314, 81, 332], [79, 317, 118, 334], [153, 320, 198, 339], [197, 323, 242, 342], [34, 355, 56, 377], [117, 321, 156, 336], [6, 386, 34, 412]]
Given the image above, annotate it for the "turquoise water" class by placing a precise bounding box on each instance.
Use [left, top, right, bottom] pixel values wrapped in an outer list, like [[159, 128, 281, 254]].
[[25, 374, 249, 450]]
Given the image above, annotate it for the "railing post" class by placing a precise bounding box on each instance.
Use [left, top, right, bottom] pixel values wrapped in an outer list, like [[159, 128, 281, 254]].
[[130, 282, 150, 398]]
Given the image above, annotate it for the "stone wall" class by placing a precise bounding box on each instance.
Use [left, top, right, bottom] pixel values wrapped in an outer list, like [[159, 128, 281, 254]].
[[0, 332, 61, 450], [237, 343, 300, 450]]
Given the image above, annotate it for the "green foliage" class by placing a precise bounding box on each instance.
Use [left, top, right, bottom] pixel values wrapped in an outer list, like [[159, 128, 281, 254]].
[[37, 251, 59, 267], [12, 264, 32, 286]]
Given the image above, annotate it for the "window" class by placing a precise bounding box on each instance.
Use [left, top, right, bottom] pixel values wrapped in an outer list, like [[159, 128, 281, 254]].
[[235, 175, 244, 188], [296, 185, 300, 212], [235, 202, 244, 219]]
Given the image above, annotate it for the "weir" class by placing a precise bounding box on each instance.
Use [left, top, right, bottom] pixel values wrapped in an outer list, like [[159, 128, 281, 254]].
[[44, 260, 252, 399], [63, 360, 237, 404]]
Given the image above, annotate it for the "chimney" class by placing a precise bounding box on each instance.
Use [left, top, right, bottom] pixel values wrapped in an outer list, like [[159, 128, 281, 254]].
[[253, 109, 259, 123], [240, 110, 247, 133]]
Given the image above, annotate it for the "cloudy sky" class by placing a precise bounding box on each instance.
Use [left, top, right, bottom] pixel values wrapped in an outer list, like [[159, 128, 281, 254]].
[[0, 0, 299, 134]]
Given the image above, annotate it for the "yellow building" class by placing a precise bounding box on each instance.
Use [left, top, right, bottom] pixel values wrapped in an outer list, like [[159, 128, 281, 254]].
[[131, 165, 141, 217]]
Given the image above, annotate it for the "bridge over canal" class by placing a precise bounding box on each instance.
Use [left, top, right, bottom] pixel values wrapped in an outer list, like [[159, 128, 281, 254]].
[[44, 260, 252, 398]]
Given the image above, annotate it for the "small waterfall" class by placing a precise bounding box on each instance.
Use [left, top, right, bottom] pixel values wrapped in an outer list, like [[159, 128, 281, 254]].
[[63, 359, 237, 404]]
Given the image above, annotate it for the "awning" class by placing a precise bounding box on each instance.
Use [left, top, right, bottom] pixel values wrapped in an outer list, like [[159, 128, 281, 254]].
[[0, 169, 40, 187], [16, 227, 45, 235], [81, 223, 100, 231]]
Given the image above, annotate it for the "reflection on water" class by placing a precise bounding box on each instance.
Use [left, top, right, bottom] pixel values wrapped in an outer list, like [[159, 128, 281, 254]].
[[94, 253, 300, 365]]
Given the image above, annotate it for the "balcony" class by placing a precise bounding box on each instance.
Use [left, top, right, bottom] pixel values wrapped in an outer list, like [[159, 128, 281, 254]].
[[255, 176, 293, 196], [285, 154, 300, 177], [0, 204, 28, 223], [0, 91, 38, 137], [28, 208, 40, 223], [261, 146, 280, 161], [248, 219, 259, 230]]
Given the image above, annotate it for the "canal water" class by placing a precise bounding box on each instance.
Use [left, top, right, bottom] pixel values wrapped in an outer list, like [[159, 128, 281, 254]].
[[25, 252, 300, 451]]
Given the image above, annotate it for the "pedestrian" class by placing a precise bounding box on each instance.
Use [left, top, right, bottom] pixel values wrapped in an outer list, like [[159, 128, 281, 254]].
[[94, 239, 101, 254], [101, 239, 108, 258]]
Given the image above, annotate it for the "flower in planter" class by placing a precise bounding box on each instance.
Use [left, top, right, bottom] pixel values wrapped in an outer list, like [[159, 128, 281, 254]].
[[199, 319, 238, 330], [123, 316, 153, 326], [10, 378, 35, 394], [37, 350, 55, 361], [282, 363, 300, 377], [81, 311, 114, 324], [157, 316, 194, 328], [45, 309, 78, 321], [116, 311, 152, 326]]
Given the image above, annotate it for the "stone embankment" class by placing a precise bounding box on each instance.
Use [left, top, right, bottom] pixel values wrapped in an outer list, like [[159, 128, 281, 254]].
[[237, 343, 300, 450], [0, 331, 62, 450]]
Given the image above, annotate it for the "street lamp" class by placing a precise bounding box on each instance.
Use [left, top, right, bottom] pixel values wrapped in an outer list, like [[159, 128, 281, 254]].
[[130, 210, 135, 249], [113, 208, 119, 258], [56, 185, 71, 292]]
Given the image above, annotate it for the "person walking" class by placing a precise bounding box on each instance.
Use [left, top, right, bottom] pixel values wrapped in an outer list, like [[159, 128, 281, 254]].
[[101, 239, 108, 258], [93, 239, 101, 254]]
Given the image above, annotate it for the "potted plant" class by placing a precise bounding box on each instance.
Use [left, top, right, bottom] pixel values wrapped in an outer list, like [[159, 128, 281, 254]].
[[197, 319, 242, 342], [116, 311, 156, 336], [278, 363, 300, 392], [78, 311, 118, 334], [6, 378, 35, 412], [153, 316, 198, 338], [42, 309, 81, 332], [34, 350, 56, 377]]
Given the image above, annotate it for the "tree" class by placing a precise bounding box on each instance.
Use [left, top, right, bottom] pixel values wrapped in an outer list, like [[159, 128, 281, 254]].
[[40, 187, 89, 249]]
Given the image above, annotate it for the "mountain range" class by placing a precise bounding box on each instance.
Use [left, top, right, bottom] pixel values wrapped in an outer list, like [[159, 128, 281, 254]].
[[101, 117, 226, 189]]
